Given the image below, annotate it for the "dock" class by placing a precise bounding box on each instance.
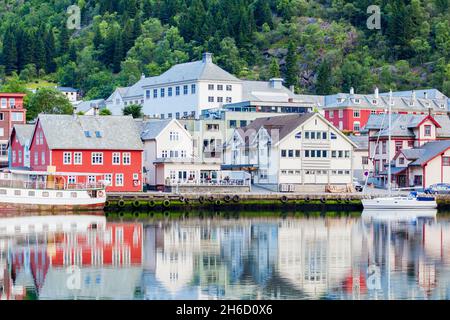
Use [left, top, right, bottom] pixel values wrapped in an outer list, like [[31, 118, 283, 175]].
[[105, 192, 450, 211]]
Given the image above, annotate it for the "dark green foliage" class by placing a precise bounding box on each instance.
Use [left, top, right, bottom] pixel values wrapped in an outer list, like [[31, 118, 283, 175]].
[[123, 104, 143, 118]]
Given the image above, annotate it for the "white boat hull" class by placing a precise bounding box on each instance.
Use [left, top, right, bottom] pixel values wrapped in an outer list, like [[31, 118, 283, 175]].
[[362, 197, 437, 210]]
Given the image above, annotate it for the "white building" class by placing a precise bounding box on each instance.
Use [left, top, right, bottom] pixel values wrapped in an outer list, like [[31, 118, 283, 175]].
[[224, 113, 357, 191], [140, 119, 221, 190], [56, 87, 79, 103]]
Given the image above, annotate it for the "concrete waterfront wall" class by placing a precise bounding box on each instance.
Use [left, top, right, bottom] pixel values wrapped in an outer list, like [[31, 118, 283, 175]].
[[164, 185, 251, 193]]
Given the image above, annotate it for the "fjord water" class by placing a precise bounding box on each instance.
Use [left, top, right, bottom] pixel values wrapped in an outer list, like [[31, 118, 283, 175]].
[[2, 211, 450, 300]]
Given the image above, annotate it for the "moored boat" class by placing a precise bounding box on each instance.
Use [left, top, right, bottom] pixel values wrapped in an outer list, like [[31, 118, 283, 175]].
[[0, 170, 107, 212]]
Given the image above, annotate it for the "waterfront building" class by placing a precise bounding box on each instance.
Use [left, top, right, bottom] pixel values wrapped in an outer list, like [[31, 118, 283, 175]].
[[105, 87, 131, 115], [224, 113, 357, 192], [323, 88, 449, 132], [0, 93, 27, 167], [364, 113, 450, 188], [348, 134, 373, 182], [8, 124, 34, 169], [27, 114, 144, 192], [140, 118, 221, 190]]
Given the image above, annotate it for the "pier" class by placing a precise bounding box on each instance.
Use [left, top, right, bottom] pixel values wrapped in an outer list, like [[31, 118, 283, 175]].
[[105, 192, 450, 211]]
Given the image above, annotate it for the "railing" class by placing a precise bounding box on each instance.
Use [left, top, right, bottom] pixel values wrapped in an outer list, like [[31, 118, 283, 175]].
[[167, 179, 250, 187], [0, 179, 104, 191]]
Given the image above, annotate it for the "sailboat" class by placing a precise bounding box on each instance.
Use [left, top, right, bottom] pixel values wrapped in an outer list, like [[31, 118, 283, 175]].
[[362, 91, 437, 210]]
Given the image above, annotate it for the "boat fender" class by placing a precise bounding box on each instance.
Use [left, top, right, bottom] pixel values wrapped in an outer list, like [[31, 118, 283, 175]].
[[133, 200, 141, 208], [305, 197, 311, 202], [104, 200, 111, 208], [118, 200, 126, 207], [208, 196, 215, 202], [148, 200, 156, 207], [163, 199, 171, 207], [98, 191, 105, 198], [184, 198, 190, 204], [232, 195, 240, 203], [133, 212, 140, 217], [320, 198, 327, 203], [281, 196, 289, 203], [198, 196, 205, 204], [215, 200, 222, 206], [345, 198, 351, 203], [163, 211, 170, 217], [224, 195, 232, 202], [179, 196, 185, 202]]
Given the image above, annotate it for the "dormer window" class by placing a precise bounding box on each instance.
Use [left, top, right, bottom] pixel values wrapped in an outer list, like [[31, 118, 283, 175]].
[[95, 131, 102, 138], [354, 99, 361, 104], [84, 131, 91, 138], [409, 101, 414, 106], [337, 98, 344, 103], [372, 99, 378, 105]]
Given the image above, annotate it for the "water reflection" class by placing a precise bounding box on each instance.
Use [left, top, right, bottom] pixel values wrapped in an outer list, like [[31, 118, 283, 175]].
[[1, 211, 450, 300]]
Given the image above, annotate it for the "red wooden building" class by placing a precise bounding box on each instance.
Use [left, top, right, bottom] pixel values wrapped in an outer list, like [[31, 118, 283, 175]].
[[27, 114, 144, 192], [9, 124, 34, 169], [0, 93, 27, 167]]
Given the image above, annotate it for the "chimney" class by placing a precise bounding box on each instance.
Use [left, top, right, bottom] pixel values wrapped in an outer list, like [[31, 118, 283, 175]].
[[94, 105, 99, 116], [269, 78, 283, 89], [424, 91, 428, 99], [141, 73, 145, 80], [350, 87, 355, 95], [202, 52, 213, 64], [374, 87, 379, 99], [412, 90, 416, 101], [289, 85, 295, 93]]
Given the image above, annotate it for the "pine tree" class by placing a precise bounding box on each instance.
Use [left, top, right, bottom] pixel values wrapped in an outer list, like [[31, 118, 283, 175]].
[[44, 28, 57, 73], [254, 0, 273, 28], [113, 32, 124, 73], [58, 23, 70, 56], [34, 28, 46, 73], [17, 28, 33, 72], [2, 26, 18, 75], [285, 41, 298, 88], [269, 57, 281, 78], [316, 60, 333, 95], [93, 24, 103, 50]]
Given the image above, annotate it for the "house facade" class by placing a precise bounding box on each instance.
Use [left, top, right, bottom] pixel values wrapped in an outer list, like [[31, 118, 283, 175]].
[[105, 87, 131, 116], [0, 93, 27, 167], [364, 113, 450, 188], [324, 88, 449, 132], [140, 119, 220, 190], [27, 114, 144, 192], [9, 124, 34, 169], [224, 113, 356, 191], [57, 87, 80, 103]]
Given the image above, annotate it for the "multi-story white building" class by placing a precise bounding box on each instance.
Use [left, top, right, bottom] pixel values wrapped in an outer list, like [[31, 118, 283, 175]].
[[224, 113, 357, 191], [140, 119, 220, 190]]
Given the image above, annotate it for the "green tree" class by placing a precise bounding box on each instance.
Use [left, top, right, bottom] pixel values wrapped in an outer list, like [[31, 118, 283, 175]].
[[122, 104, 143, 118], [99, 108, 112, 115], [1, 26, 18, 74], [269, 58, 281, 78], [27, 88, 73, 120], [285, 41, 298, 88], [316, 60, 333, 95]]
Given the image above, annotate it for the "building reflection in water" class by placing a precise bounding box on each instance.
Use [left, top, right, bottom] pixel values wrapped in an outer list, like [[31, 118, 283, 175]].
[[2, 213, 450, 300]]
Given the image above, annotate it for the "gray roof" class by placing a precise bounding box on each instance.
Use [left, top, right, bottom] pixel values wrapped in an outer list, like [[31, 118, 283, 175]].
[[408, 141, 450, 166], [35, 114, 144, 150], [12, 124, 35, 146], [238, 113, 316, 142], [57, 87, 78, 92], [348, 134, 369, 150], [400, 148, 426, 160], [380, 89, 448, 100], [76, 99, 106, 113], [364, 114, 450, 138], [140, 119, 173, 140]]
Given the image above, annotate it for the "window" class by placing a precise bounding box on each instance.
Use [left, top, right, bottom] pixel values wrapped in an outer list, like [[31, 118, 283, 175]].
[[354, 99, 361, 104], [0, 128, 4, 137], [168, 87, 173, 97], [443, 157, 450, 166], [226, 85, 232, 91], [34, 151, 38, 165], [399, 157, 405, 165], [353, 110, 360, 118], [12, 150, 16, 163], [208, 96, 214, 103], [181, 150, 187, 158], [63, 152, 72, 164], [353, 122, 360, 132], [183, 85, 188, 95], [295, 132, 302, 139], [160, 88, 165, 97], [12, 112, 24, 122], [322, 132, 327, 140], [169, 131, 179, 141], [0, 98, 6, 108], [0, 144, 7, 156], [311, 132, 316, 139], [305, 150, 310, 157], [226, 97, 232, 103], [414, 175, 423, 186], [240, 120, 247, 127], [408, 141, 414, 148], [338, 110, 343, 118], [208, 84, 214, 90], [371, 110, 377, 115], [329, 111, 334, 118], [424, 125, 432, 137], [84, 131, 91, 138], [362, 156, 369, 165], [41, 151, 45, 165], [104, 174, 113, 184], [153, 89, 158, 98], [382, 141, 387, 154], [395, 141, 403, 152], [146, 90, 151, 99], [176, 86, 180, 96], [115, 174, 124, 187], [176, 112, 180, 119], [281, 150, 287, 157], [88, 176, 96, 184], [91, 152, 103, 165], [217, 97, 223, 103], [295, 150, 301, 157], [288, 150, 294, 158], [123, 153, 131, 165], [229, 120, 237, 128], [191, 84, 196, 94], [162, 150, 168, 158], [0, 113, 3, 121], [112, 152, 120, 165], [168, 113, 172, 118], [217, 85, 223, 91]]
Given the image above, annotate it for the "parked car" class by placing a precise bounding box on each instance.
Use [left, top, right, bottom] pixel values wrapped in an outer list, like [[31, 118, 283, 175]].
[[353, 179, 364, 192], [424, 183, 450, 195]]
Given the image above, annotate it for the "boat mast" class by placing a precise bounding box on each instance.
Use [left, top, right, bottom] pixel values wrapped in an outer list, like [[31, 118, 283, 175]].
[[387, 90, 392, 196]]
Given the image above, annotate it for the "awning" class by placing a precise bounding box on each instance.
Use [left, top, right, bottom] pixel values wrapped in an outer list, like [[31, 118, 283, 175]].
[[379, 167, 407, 176], [221, 164, 259, 171]]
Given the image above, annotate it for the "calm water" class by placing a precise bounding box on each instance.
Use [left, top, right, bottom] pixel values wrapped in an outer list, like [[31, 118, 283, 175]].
[[1, 210, 450, 300]]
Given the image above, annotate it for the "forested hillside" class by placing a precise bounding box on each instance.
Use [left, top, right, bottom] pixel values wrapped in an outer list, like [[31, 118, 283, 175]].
[[0, 0, 449, 100]]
